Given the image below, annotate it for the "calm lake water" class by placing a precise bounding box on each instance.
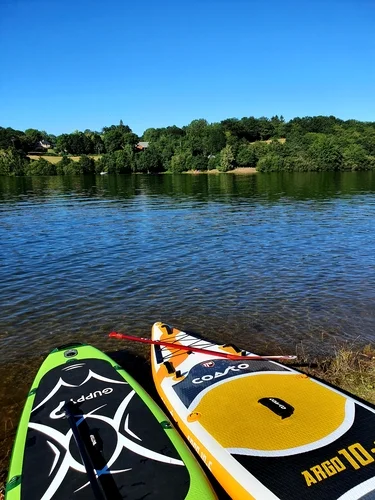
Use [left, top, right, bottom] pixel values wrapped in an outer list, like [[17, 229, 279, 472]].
[[1, 172, 375, 363]]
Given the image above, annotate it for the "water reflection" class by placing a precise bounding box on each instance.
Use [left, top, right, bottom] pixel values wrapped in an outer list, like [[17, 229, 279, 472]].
[[1, 172, 375, 364]]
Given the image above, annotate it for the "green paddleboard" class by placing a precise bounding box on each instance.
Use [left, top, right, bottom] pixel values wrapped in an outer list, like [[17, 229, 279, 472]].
[[5, 343, 216, 499]]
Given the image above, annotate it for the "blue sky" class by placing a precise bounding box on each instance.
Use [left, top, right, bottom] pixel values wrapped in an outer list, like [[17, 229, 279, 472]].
[[1, 0, 374, 136]]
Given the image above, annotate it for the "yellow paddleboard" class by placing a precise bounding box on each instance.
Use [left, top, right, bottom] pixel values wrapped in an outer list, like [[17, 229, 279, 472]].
[[151, 322, 375, 500]]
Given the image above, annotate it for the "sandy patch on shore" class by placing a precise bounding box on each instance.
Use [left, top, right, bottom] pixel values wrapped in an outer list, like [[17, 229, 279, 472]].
[[185, 167, 257, 174], [228, 167, 257, 174]]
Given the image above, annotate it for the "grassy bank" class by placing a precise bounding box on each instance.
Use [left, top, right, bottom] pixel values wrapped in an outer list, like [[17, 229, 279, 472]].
[[1, 344, 375, 498], [299, 344, 375, 404], [27, 154, 102, 164]]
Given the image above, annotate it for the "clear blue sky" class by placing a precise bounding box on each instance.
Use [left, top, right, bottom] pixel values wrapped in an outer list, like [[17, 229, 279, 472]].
[[1, 0, 374, 136]]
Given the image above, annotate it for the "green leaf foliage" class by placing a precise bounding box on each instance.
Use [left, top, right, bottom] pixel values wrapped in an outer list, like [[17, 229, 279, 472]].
[[256, 153, 285, 172], [218, 145, 235, 172], [170, 151, 192, 172], [25, 158, 56, 176], [75, 155, 96, 174], [342, 144, 371, 171], [236, 144, 258, 167], [0, 148, 28, 176], [1, 115, 375, 175], [55, 155, 73, 175], [308, 136, 343, 171], [135, 145, 164, 173]]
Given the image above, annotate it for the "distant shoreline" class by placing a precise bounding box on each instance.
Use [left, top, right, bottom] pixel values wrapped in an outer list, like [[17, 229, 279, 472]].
[[27, 156, 258, 174]]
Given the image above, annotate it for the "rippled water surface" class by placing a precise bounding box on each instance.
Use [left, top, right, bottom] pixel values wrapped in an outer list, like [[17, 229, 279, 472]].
[[1, 172, 375, 362]]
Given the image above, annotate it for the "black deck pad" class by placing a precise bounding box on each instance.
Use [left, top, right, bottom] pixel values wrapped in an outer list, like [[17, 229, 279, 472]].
[[22, 358, 190, 499]]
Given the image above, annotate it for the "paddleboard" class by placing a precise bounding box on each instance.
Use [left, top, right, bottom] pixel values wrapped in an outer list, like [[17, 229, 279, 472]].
[[5, 342, 216, 500], [151, 322, 375, 500]]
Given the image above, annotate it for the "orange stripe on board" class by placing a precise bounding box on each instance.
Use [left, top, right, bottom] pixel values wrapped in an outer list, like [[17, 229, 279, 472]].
[[151, 361, 257, 500]]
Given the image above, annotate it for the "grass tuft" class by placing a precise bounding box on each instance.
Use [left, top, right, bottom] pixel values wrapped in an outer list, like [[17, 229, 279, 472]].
[[300, 344, 375, 404]]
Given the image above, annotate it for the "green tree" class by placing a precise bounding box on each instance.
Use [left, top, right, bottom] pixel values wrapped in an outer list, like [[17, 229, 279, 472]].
[[55, 132, 94, 155], [257, 117, 275, 140], [101, 123, 137, 153], [0, 148, 28, 175], [135, 146, 163, 173], [185, 119, 208, 155], [76, 155, 96, 174], [308, 136, 343, 171], [270, 115, 286, 138], [63, 161, 79, 175], [256, 153, 284, 172], [208, 154, 220, 170], [218, 145, 235, 172], [236, 144, 257, 167], [24, 128, 45, 150], [91, 133, 105, 154], [342, 144, 369, 170], [102, 121, 131, 134], [205, 123, 226, 154], [0, 127, 25, 150], [114, 147, 134, 173], [357, 129, 375, 156], [154, 135, 177, 171], [221, 118, 244, 139], [191, 155, 209, 171], [252, 141, 269, 161], [0, 150, 11, 175], [238, 117, 261, 142], [55, 134, 69, 154], [123, 132, 139, 148], [25, 158, 56, 176], [96, 153, 117, 174], [102, 129, 124, 153], [282, 154, 315, 172], [224, 131, 240, 153], [55, 155, 73, 175], [142, 128, 160, 142], [170, 151, 192, 172]]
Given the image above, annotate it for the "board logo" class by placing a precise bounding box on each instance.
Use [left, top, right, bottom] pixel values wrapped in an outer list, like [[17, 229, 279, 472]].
[[49, 388, 114, 419], [192, 363, 250, 384], [201, 361, 215, 368], [258, 397, 294, 419]]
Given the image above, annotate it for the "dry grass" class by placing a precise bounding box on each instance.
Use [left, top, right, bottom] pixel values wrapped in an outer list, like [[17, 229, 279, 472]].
[[27, 155, 102, 164], [228, 167, 257, 174], [264, 137, 286, 144], [183, 167, 257, 175], [299, 344, 375, 405]]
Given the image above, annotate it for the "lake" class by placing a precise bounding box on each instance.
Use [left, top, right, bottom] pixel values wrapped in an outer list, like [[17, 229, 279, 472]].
[[1, 171, 375, 364]]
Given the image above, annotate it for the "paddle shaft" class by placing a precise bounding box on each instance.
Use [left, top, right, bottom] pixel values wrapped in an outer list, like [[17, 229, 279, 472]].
[[109, 332, 296, 360], [64, 402, 109, 500]]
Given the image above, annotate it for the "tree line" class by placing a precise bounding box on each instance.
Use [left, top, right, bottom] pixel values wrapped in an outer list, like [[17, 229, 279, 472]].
[[1, 115, 375, 176]]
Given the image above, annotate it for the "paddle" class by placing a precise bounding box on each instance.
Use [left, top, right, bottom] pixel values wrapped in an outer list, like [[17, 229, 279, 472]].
[[64, 402, 109, 500], [109, 332, 296, 361]]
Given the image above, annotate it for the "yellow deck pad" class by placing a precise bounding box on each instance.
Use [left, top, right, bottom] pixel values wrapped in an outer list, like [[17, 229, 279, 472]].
[[193, 373, 347, 451]]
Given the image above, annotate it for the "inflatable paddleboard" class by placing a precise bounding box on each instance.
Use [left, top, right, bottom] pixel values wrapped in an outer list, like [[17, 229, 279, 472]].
[[5, 343, 216, 500], [151, 322, 375, 500]]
